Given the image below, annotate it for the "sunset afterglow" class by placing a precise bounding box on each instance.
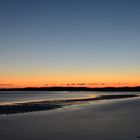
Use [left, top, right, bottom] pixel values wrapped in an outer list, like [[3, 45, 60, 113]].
[[0, 0, 140, 88]]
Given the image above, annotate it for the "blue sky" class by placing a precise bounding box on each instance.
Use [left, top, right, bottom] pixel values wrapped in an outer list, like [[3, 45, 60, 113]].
[[0, 0, 140, 87]]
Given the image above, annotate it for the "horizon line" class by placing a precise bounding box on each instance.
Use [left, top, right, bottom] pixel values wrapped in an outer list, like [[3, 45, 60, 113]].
[[1, 86, 140, 92]]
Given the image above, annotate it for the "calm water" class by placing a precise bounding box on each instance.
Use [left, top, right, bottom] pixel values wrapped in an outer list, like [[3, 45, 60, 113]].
[[0, 91, 98, 105], [0, 91, 139, 105], [0, 92, 140, 140], [0, 91, 140, 140]]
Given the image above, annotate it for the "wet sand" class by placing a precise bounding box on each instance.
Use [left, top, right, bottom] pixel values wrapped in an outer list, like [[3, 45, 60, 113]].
[[0, 97, 140, 140], [0, 94, 139, 115]]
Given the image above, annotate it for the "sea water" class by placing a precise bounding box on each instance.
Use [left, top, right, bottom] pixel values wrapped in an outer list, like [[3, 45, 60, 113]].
[[0, 91, 139, 105]]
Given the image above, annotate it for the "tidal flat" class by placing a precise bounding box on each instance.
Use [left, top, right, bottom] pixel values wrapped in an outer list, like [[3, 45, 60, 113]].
[[0, 94, 138, 115], [0, 92, 140, 140]]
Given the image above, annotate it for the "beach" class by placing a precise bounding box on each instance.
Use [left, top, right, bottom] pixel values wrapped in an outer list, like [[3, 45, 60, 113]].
[[0, 94, 138, 115], [0, 92, 140, 140]]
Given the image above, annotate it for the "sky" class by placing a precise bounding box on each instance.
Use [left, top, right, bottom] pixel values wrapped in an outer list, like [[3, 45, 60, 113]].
[[0, 0, 140, 88]]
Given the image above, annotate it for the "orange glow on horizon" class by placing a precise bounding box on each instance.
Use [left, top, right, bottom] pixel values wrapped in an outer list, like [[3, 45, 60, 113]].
[[1, 72, 140, 88], [0, 81, 140, 88]]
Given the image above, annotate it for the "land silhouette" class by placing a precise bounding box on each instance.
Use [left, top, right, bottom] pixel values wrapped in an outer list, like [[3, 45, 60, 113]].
[[0, 86, 140, 92]]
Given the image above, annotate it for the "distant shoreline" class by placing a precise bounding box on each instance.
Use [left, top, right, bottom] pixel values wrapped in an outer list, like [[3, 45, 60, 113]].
[[0, 94, 139, 115], [0, 86, 140, 92]]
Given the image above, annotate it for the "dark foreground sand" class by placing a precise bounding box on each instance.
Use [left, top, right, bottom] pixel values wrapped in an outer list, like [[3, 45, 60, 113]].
[[0, 96, 140, 140]]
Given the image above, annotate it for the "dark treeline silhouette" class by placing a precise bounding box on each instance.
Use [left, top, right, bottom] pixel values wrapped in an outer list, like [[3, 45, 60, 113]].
[[0, 86, 140, 92]]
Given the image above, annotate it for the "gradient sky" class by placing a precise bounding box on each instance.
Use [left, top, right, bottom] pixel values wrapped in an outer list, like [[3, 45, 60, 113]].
[[0, 0, 140, 87]]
